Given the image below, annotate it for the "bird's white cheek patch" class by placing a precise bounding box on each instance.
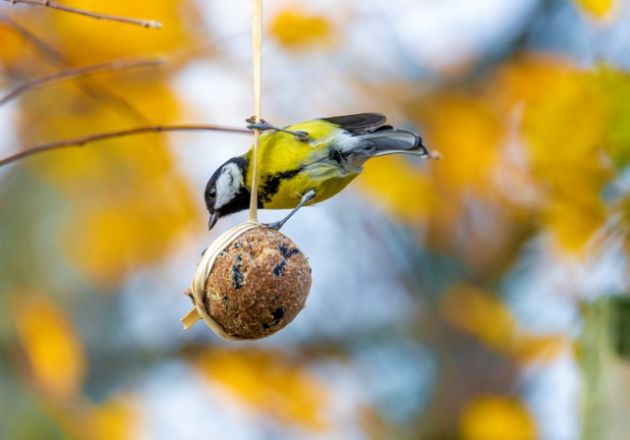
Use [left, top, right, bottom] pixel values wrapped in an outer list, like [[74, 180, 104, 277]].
[[330, 132, 368, 171], [215, 163, 243, 209], [333, 132, 361, 152]]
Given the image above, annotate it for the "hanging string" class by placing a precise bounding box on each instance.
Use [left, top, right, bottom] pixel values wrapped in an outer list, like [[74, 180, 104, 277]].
[[181, 0, 265, 334], [249, 0, 263, 222]]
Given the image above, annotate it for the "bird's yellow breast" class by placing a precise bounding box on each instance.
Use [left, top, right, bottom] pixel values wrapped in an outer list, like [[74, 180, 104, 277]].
[[244, 120, 360, 209], [264, 172, 358, 209]]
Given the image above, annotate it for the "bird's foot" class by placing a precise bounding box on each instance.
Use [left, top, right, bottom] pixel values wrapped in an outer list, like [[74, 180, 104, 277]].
[[245, 117, 274, 131], [261, 190, 316, 231], [262, 220, 284, 231], [245, 116, 309, 141]]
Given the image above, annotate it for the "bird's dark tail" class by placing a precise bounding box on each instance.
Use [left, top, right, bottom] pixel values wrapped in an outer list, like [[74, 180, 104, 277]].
[[360, 129, 429, 158]]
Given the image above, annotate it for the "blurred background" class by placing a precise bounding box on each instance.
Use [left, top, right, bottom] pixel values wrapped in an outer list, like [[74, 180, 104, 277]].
[[1, 0, 630, 438]]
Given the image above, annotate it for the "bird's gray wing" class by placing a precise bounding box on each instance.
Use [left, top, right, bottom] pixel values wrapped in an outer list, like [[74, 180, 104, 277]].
[[320, 113, 387, 135]]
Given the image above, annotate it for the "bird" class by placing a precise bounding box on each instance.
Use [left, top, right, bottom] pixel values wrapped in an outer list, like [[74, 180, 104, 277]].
[[205, 113, 431, 230]]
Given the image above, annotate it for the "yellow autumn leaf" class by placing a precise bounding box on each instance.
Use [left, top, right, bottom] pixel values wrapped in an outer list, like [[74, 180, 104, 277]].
[[196, 347, 329, 431], [460, 396, 538, 440], [575, 0, 614, 18], [269, 7, 336, 49], [12, 294, 86, 397], [49, 0, 200, 63]]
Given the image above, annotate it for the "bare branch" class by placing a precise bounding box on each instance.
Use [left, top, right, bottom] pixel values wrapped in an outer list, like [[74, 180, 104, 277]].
[[0, 13, 61, 60], [2, 0, 161, 29], [0, 14, 153, 123], [0, 125, 252, 167], [0, 58, 164, 107]]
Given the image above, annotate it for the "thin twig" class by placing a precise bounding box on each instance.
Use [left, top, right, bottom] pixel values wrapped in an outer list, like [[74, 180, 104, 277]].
[[0, 13, 61, 61], [2, 0, 161, 28], [0, 14, 154, 123], [0, 125, 251, 167], [0, 58, 164, 107]]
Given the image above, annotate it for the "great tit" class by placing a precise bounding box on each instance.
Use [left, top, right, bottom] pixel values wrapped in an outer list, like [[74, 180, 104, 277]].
[[205, 113, 429, 230]]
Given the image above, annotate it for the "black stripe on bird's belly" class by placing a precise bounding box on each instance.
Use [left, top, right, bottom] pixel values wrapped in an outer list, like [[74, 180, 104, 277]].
[[260, 168, 303, 204]]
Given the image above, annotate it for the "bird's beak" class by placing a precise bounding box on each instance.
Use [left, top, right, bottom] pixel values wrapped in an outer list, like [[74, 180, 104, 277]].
[[371, 139, 431, 158], [208, 212, 218, 230]]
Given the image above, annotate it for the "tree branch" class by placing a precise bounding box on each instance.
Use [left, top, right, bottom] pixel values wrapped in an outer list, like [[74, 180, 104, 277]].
[[0, 13, 61, 61], [0, 14, 154, 123], [0, 57, 164, 107], [2, 0, 161, 29], [0, 125, 252, 167]]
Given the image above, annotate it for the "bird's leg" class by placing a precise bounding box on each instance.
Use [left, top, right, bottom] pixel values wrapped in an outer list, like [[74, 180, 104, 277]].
[[264, 190, 316, 230], [246, 116, 309, 141]]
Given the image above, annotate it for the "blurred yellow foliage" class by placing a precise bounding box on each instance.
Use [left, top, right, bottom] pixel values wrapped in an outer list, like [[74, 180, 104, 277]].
[[49, 0, 200, 63], [416, 94, 503, 193], [12, 295, 86, 397], [62, 175, 197, 284], [386, 56, 622, 255], [359, 93, 506, 257], [23, 78, 178, 181], [441, 285, 567, 364], [575, 0, 614, 18], [269, 7, 335, 49], [2, 7, 205, 287], [359, 156, 434, 221], [513, 333, 569, 365], [17, 77, 200, 285], [598, 67, 630, 168], [394, 92, 511, 255], [80, 397, 137, 440], [501, 59, 611, 252], [48, 395, 138, 440], [196, 348, 329, 431], [460, 396, 538, 440], [441, 285, 517, 351], [0, 22, 27, 65]]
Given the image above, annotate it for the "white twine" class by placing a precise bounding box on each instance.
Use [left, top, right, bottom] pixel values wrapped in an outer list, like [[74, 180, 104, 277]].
[[181, 0, 265, 338], [249, 0, 263, 221], [182, 221, 261, 339]]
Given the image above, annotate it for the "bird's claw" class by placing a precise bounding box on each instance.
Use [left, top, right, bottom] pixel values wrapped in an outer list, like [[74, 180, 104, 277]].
[[290, 130, 310, 141], [262, 221, 284, 231], [246, 118, 274, 131], [245, 116, 309, 141]]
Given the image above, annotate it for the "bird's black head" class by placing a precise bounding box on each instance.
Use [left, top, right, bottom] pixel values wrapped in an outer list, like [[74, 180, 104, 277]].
[[205, 157, 251, 229]]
